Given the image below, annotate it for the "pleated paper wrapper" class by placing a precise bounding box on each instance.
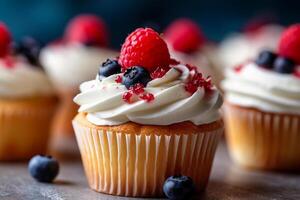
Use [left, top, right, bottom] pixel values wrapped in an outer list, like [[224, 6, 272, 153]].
[[224, 102, 300, 171], [73, 116, 223, 197], [0, 96, 57, 161]]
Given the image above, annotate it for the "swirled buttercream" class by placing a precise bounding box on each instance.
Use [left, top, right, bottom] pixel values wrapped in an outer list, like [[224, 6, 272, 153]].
[[222, 62, 300, 114], [0, 58, 54, 98], [74, 64, 222, 126]]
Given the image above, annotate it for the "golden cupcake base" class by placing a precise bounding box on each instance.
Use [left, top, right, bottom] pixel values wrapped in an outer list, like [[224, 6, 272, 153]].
[[0, 96, 58, 161], [224, 102, 300, 171], [73, 113, 223, 197]]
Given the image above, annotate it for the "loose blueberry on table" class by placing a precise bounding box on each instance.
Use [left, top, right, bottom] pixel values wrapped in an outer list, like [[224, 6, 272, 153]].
[[28, 155, 59, 183], [163, 175, 196, 200]]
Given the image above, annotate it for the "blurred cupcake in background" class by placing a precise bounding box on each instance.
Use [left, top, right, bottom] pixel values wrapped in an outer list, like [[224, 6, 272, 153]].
[[222, 24, 300, 171], [218, 17, 284, 75], [40, 14, 118, 157], [164, 18, 222, 86], [0, 22, 57, 161]]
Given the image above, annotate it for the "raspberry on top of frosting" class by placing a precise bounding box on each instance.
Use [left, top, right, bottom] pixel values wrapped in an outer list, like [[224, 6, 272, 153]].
[[113, 28, 213, 103], [64, 14, 108, 47], [164, 18, 206, 54], [119, 28, 171, 71], [278, 24, 300, 64], [0, 22, 11, 58]]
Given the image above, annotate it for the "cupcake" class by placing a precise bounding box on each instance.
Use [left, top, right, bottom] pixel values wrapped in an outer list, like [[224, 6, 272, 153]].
[[222, 24, 300, 171], [0, 23, 57, 161], [164, 18, 222, 86], [218, 23, 284, 72], [40, 14, 118, 156], [72, 28, 223, 197]]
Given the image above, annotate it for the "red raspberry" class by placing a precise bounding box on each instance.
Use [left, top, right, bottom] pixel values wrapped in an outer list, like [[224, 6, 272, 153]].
[[64, 14, 108, 47], [164, 18, 205, 53], [0, 22, 11, 57], [119, 28, 170, 72], [278, 24, 300, 64]]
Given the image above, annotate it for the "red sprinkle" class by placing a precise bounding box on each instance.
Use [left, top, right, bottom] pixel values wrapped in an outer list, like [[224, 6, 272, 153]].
[[129, 83, 145, 95], [3, 56, 16, 68], [169, 58, 180, 65], [185, 71, 212, 94], [115, 75, 122, 83], [234, 63, 245, 73], [139, 93, 155, 102], [122, 91, 133, 104], [151, 66, 169, 79], [293, 67, 300, 79]]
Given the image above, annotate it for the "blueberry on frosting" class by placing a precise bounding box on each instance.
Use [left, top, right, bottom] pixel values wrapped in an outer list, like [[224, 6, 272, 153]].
[[99, 59, 121, 77], [12, 37, 41, 66], [274, 56, 295, 74], [122, 66, 152, 89], [255, 50, 277, 69]]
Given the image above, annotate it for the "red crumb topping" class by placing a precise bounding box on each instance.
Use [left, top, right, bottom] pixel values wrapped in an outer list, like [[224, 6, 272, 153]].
[[129, 83, 145, 95], [169, 58, 180, 65], [115, 75, 122, 83], [139, 93, 155, 102], [185, 68, 212, 94], [234, 63, 245, 73], [122, 91, 133, 104], [3, 56, 16, 68], [293, 67, 300, 78], [151, 66, 169, 79]]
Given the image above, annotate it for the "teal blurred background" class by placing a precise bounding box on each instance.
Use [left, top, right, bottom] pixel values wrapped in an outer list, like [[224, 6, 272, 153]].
[[0, 0, 299, 48]]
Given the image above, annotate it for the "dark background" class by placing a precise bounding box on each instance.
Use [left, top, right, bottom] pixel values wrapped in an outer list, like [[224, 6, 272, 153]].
[[0, 0, 299, 49]]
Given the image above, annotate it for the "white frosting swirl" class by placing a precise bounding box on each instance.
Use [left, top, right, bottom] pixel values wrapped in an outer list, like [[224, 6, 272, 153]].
[[74, 64, 222, 126], [0, 58, 54, 98], [40, 44, 118, 90], [222, 62, 300, 114]]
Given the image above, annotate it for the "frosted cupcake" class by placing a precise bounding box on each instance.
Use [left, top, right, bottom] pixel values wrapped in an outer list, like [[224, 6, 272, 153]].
[[0, 23, 57, 161], [40, 14, 118, 156], [164, 18, 221, 86], [218, 24, 284, 73], [222, 24, 300, 171], [72, 28, 223, 197]]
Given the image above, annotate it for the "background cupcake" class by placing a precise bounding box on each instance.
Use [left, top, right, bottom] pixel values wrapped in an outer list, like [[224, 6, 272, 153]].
[[40, 14, 118, 157], [218, 22, 284, 74], [73, 28, 223, 197], [0, 22, 57, 161], [222, 24, 300, 171], [164, 18, 222, 87]]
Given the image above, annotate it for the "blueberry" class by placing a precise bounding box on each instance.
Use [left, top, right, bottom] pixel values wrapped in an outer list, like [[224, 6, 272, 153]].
[[28, 155, 59, 183], [163, 175, 196, 200], [99, 59, 121, 77], [255, 50, 277, 69], [12, 37, 41, 66], [122, 66, 152, 89], [274, 57, 295, 74]]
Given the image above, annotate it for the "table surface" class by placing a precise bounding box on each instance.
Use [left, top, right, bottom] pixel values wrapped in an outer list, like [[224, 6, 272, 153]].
[[1, 142, 300, 200]]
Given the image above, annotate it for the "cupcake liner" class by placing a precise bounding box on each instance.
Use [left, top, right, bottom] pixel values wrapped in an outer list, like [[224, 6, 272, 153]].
[[73, 114, 223, 197], [224, 102, 300, 171], [0, 96, 57, 161]]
